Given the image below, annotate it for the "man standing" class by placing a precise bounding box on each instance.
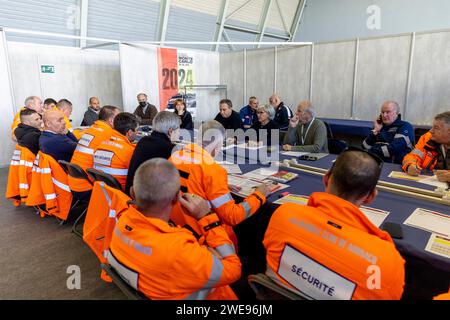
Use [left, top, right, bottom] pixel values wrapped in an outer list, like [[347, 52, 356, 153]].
[[81, 97, 101, 126], [283, 101, 328, 153], [240, 97, 259, 129], [39, 110, 78, 162], [134, 93, 158, 126], [403, 111, 450, 183], [270, 94, 293, 131], [363, 101, 414, 164]]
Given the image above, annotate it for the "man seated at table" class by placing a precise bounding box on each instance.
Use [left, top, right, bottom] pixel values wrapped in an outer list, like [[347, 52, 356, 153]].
[[39, 109, 78, 162], [403, 111, 450, 182], [270, 94, 293, 131], [283, 101, 328, 153], [56, 99, 75, 134], [14, 109, 43, 155], [240, 96, 259, 129], [363, 101, 414, 164], [108, 158, 241, 299], [126, 111, 180, 195], [264, 148, 405, 300], [81, 97, 101, 127], [11, 96, 43, 140], [93, 113, 138, 190]]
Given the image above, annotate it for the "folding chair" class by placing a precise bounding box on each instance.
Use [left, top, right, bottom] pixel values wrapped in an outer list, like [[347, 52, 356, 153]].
[[86, 168, 123, 192], [248, 273, 305, 300], [58, 160, 93, 237], [324, 121, 348, 155], [100, 263, 147, 300]]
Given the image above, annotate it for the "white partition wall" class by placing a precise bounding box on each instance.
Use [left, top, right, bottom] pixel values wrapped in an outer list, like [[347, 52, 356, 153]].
[[119, 43, 220, 122], [0, 30, 16, 167], [8, 42, 122, 126], [220, 29, 450, 125]]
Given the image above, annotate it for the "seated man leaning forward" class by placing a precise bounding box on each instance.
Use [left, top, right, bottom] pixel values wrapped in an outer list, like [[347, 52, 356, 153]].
[[363, 101, 414, 164], [264, 148, 405, 300], [108, 158, 242, 300], [403, 111, 450, 183], [283, 101, 328, 153]]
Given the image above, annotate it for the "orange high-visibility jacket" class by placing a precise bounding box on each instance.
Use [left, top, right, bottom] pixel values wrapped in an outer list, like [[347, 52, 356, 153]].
[[108, 207, 241, 300], [434, 288, 450, 300], [26, 153, 46, 208], [69, 121, 114, 192], [38, 152, 73, 221], [402, 132, 449, 173], [93, 130, 136, 190], [5, 146, 22, 205], [169, 144, 266, 233], [83, 181, 131, 266], [263, 193, 405, 300], [17, 146, 36, 203]]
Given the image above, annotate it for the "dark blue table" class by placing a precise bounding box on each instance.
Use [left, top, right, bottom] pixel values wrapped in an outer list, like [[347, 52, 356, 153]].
[[220, 148, 450, 299]]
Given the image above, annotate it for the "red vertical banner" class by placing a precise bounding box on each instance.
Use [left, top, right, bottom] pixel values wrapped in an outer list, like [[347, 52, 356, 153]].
[[157, 47, 179, 111]]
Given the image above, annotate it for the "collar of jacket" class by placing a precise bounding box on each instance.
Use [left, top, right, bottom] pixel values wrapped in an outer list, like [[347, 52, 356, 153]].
[[88, 106, 100, 114], [383, 117, 403, 129], [124, 205, 190, 235], [93, 120, 113, 131], [109, 129, 133, 145], [151, 131, 173, 144], [17, 123, 41, 133], [307, 192, 392, 242]]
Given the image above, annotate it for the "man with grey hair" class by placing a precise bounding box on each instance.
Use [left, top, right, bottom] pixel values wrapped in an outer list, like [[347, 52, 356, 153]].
[[283, 101, 328, 153], [11, 96, 43, 140], [108, 158, 242, 300], [169, 120, 269, 237], [403, 111, 450, 182], [125, 111, 181, 194], [363, 101, 414, 164], [270, 94, 293, 131], [134, 93, 158, 126]]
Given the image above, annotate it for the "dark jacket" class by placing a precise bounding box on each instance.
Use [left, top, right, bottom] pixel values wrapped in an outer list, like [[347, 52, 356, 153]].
[[214, 110, 243, 130], [274, 102, 293, 131], [134, 103, 158, 126], [81, 107, 99, 127], [14, 123, 42, 155], [125, 131, 175, 195], [39, 131, 78, 163], [239, 105, 258, 128], [363, 117, 414, 164], [176, 110, 194, 131], [251, 120, 280, 146]]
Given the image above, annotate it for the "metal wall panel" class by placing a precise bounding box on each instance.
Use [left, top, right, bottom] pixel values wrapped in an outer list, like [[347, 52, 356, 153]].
[[220, 51, 245, 109], [0, 0, 78, 46], [246, 48, 275, 104], [354, 35, 411, 120], [313, 41, 355, 118]]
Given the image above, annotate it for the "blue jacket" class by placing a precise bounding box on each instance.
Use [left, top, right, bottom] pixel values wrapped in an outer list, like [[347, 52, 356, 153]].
[[40, 131, 79, 163], [363, 117, 414, 164], [239, 105, 258, 128], [273, 102, 293, 131]]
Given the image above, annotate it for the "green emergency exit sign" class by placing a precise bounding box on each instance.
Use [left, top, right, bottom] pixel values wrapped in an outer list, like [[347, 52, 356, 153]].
[[41, 65, 55, 73]]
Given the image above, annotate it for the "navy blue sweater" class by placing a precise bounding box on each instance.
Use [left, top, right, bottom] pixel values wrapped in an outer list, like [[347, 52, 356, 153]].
[[39, 131, 78, 163]]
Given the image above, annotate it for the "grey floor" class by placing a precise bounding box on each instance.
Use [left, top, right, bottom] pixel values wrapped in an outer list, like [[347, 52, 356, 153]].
[[0, 168, 126, 300]]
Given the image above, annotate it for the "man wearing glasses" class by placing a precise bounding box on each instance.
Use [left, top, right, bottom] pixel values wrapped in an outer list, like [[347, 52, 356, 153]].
[[282, 101, 328, 153], [264, 148, 405, 300]]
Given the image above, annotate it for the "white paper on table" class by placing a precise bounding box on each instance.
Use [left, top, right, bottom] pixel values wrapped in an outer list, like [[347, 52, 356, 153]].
[[273, 194, 310, 205], [403, 208, 450, 237], [243, 168, 278, 181], [222, 144, 236, 151], [217, 161, 242, 175], [228, 175, 289, 197], [419, 176, 449, 189], [388, 171, 428, 182], [360, 207, 390, 228], [281, 151, 310, 158], [425, 233, 450, 259], [236, 143, 266, 150]]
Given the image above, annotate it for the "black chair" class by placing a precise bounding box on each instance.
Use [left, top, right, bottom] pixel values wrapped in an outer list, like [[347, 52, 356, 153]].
[[101, 264, 148, 300], [324, 121, 348, 155], [86, 168, 123, 192], [58, 160, 93, 237], [248, 273, 305, 300]]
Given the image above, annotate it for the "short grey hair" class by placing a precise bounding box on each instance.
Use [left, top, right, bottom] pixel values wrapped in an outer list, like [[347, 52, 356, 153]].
[[133, 158, 180, 209], [25, 96, 39, 108], [435, 111, 450, 125], [198, 120, 226, 148], [298, 101, 315, 118], [152, 111, 181, 134], [383, 101, 400, 113], [258, 105, 276, 120], [137, 93, 147, 99]]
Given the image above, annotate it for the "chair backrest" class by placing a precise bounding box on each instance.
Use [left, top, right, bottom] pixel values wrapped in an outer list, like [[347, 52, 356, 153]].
[[86, 168, 123, 191], [59, 160, 92, 185], [328, 139, 348, 155], [248, 273, 306, 300], [100, 263, 148, 300], [323, 121, 334, 139]]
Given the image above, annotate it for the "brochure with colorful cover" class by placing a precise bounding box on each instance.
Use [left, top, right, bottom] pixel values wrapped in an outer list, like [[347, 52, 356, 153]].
[[267, 170, 299, 183]]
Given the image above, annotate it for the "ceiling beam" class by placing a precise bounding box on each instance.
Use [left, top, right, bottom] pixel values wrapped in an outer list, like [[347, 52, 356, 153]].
[[255, 0, 274, 48], [224, 24, 289, 40], [225, 0, 257, 21], [289, 0, 307, 42], [156, 0, 172, 46], [212, 0, 230, 52]]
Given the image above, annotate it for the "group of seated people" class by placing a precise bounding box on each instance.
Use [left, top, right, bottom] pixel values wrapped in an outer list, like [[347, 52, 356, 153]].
[[6, 91, 450, 300]]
